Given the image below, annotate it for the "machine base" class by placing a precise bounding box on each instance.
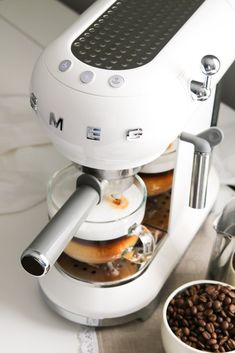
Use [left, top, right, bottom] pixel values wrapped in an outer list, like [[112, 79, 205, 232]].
[[40, 286, 159, 327]]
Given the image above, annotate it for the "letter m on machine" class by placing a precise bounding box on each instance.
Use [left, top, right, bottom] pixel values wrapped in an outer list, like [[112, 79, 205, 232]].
[[49, 112, 63, 131]]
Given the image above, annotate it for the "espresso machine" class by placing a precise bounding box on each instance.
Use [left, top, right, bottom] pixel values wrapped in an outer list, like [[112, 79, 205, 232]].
[[21, 0, 235, 326]]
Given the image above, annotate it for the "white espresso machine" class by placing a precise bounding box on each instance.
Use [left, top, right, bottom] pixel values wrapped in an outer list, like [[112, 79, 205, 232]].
[[21, 0, 235, 326]]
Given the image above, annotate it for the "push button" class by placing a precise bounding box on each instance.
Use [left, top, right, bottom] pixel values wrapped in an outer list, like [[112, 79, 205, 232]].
[[80, 71, 95, 84], [108, 75, 125, 88], [59, 60, 72, 72]]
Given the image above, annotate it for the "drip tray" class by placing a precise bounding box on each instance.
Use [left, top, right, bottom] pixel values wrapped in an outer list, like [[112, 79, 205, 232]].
[[57, 254, 139, 284], [56, 191, 171, 286]]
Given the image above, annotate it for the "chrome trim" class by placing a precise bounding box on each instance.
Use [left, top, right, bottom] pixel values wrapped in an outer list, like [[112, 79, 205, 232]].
[[21, 250, 50, 276], [30, 92, 38, 112], [81, 166, 141, 180]]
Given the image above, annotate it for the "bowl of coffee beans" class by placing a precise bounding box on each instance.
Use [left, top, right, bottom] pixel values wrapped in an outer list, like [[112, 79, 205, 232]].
[[161, 280, 235, 353]]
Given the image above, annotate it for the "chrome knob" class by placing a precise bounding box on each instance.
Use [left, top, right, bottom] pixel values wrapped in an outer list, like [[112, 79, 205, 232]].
[[190, 55, 220, 101], [201, 55, 220, 76]]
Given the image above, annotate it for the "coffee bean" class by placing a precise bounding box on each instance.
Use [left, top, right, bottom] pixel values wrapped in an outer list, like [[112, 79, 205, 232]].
[[213, 300, 222, 311], [206, 286, 216, 295], [206, 301, 213, 309], [209, 314, 217, 322], [221, 310, 228, 318], [191, 306, 197, 315], [181, 319, 189, 327], [212, 344, 219, 350], [182, 327, 190, 336], [205, 308, 213, 316], [211, 290, 219, 300], [229, 304, 235, 314], [176, 328, 183, 338], [208, 338, 217, 345], [219, 336, 228, 346], [228, 290, 235, 299], [176, 298, 185, 307], [177, 308, 184, 315], [227, 338, 235, 350], [185, 308, 191, 317], [225, 342, 231, 351], [198, 319, 206, 327], [223, 326, 229, 334], [199, 294, 207, 303], [192, 294, 199, 304], [187, 298, 193, 307], [211, 332, 217, 339], [197, 304, 205, 312], [197, 312, 204, 319], [224, 296, 232, 305], [206, 322, 215, 333], [202, 330, 211, 340], [221, 287, 230, 295], [219, 293, 226, 301], [221, 321, 229, 330], [196, 341, 205, 350]]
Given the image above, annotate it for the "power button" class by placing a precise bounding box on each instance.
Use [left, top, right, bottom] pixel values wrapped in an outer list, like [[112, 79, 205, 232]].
[[108, 75, 125, 88]]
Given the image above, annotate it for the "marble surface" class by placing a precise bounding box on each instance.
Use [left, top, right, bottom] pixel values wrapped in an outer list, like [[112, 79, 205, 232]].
[[0, 2, 94, 353]]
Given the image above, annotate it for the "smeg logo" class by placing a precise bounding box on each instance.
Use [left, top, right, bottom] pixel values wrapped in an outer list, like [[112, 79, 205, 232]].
[[49, 112, 63, 131]]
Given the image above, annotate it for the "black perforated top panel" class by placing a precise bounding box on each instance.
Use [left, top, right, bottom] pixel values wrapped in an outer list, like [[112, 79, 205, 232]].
[[71, 0, 204, 70]]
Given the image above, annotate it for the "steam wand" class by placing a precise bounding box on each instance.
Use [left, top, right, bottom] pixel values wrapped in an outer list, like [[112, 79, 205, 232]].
[[180, 127, 223, 209]]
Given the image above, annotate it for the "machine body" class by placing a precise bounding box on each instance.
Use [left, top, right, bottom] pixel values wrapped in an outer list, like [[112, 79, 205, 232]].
[[21, 0, 235, 326]]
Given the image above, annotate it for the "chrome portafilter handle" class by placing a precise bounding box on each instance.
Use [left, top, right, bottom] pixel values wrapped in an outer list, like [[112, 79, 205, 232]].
[[21, 174, 106, 276]]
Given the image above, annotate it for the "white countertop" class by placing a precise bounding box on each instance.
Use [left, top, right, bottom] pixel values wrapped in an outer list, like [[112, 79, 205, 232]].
[[0, 2, 99, 352]]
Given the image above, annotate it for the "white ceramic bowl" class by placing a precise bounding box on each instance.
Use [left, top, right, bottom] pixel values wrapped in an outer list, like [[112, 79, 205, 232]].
[[161, 280, 235, 353]]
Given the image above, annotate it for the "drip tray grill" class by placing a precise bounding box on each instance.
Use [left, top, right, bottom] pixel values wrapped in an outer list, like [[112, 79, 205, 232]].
[[143, 190, 171, 233]]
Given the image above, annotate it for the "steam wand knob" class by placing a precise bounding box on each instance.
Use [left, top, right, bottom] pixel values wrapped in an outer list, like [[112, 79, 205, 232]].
[[190, 55, 220, 101]]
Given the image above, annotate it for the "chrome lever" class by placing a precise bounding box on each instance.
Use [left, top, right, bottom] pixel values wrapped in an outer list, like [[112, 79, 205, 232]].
[[190, 55, 220, 101]]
